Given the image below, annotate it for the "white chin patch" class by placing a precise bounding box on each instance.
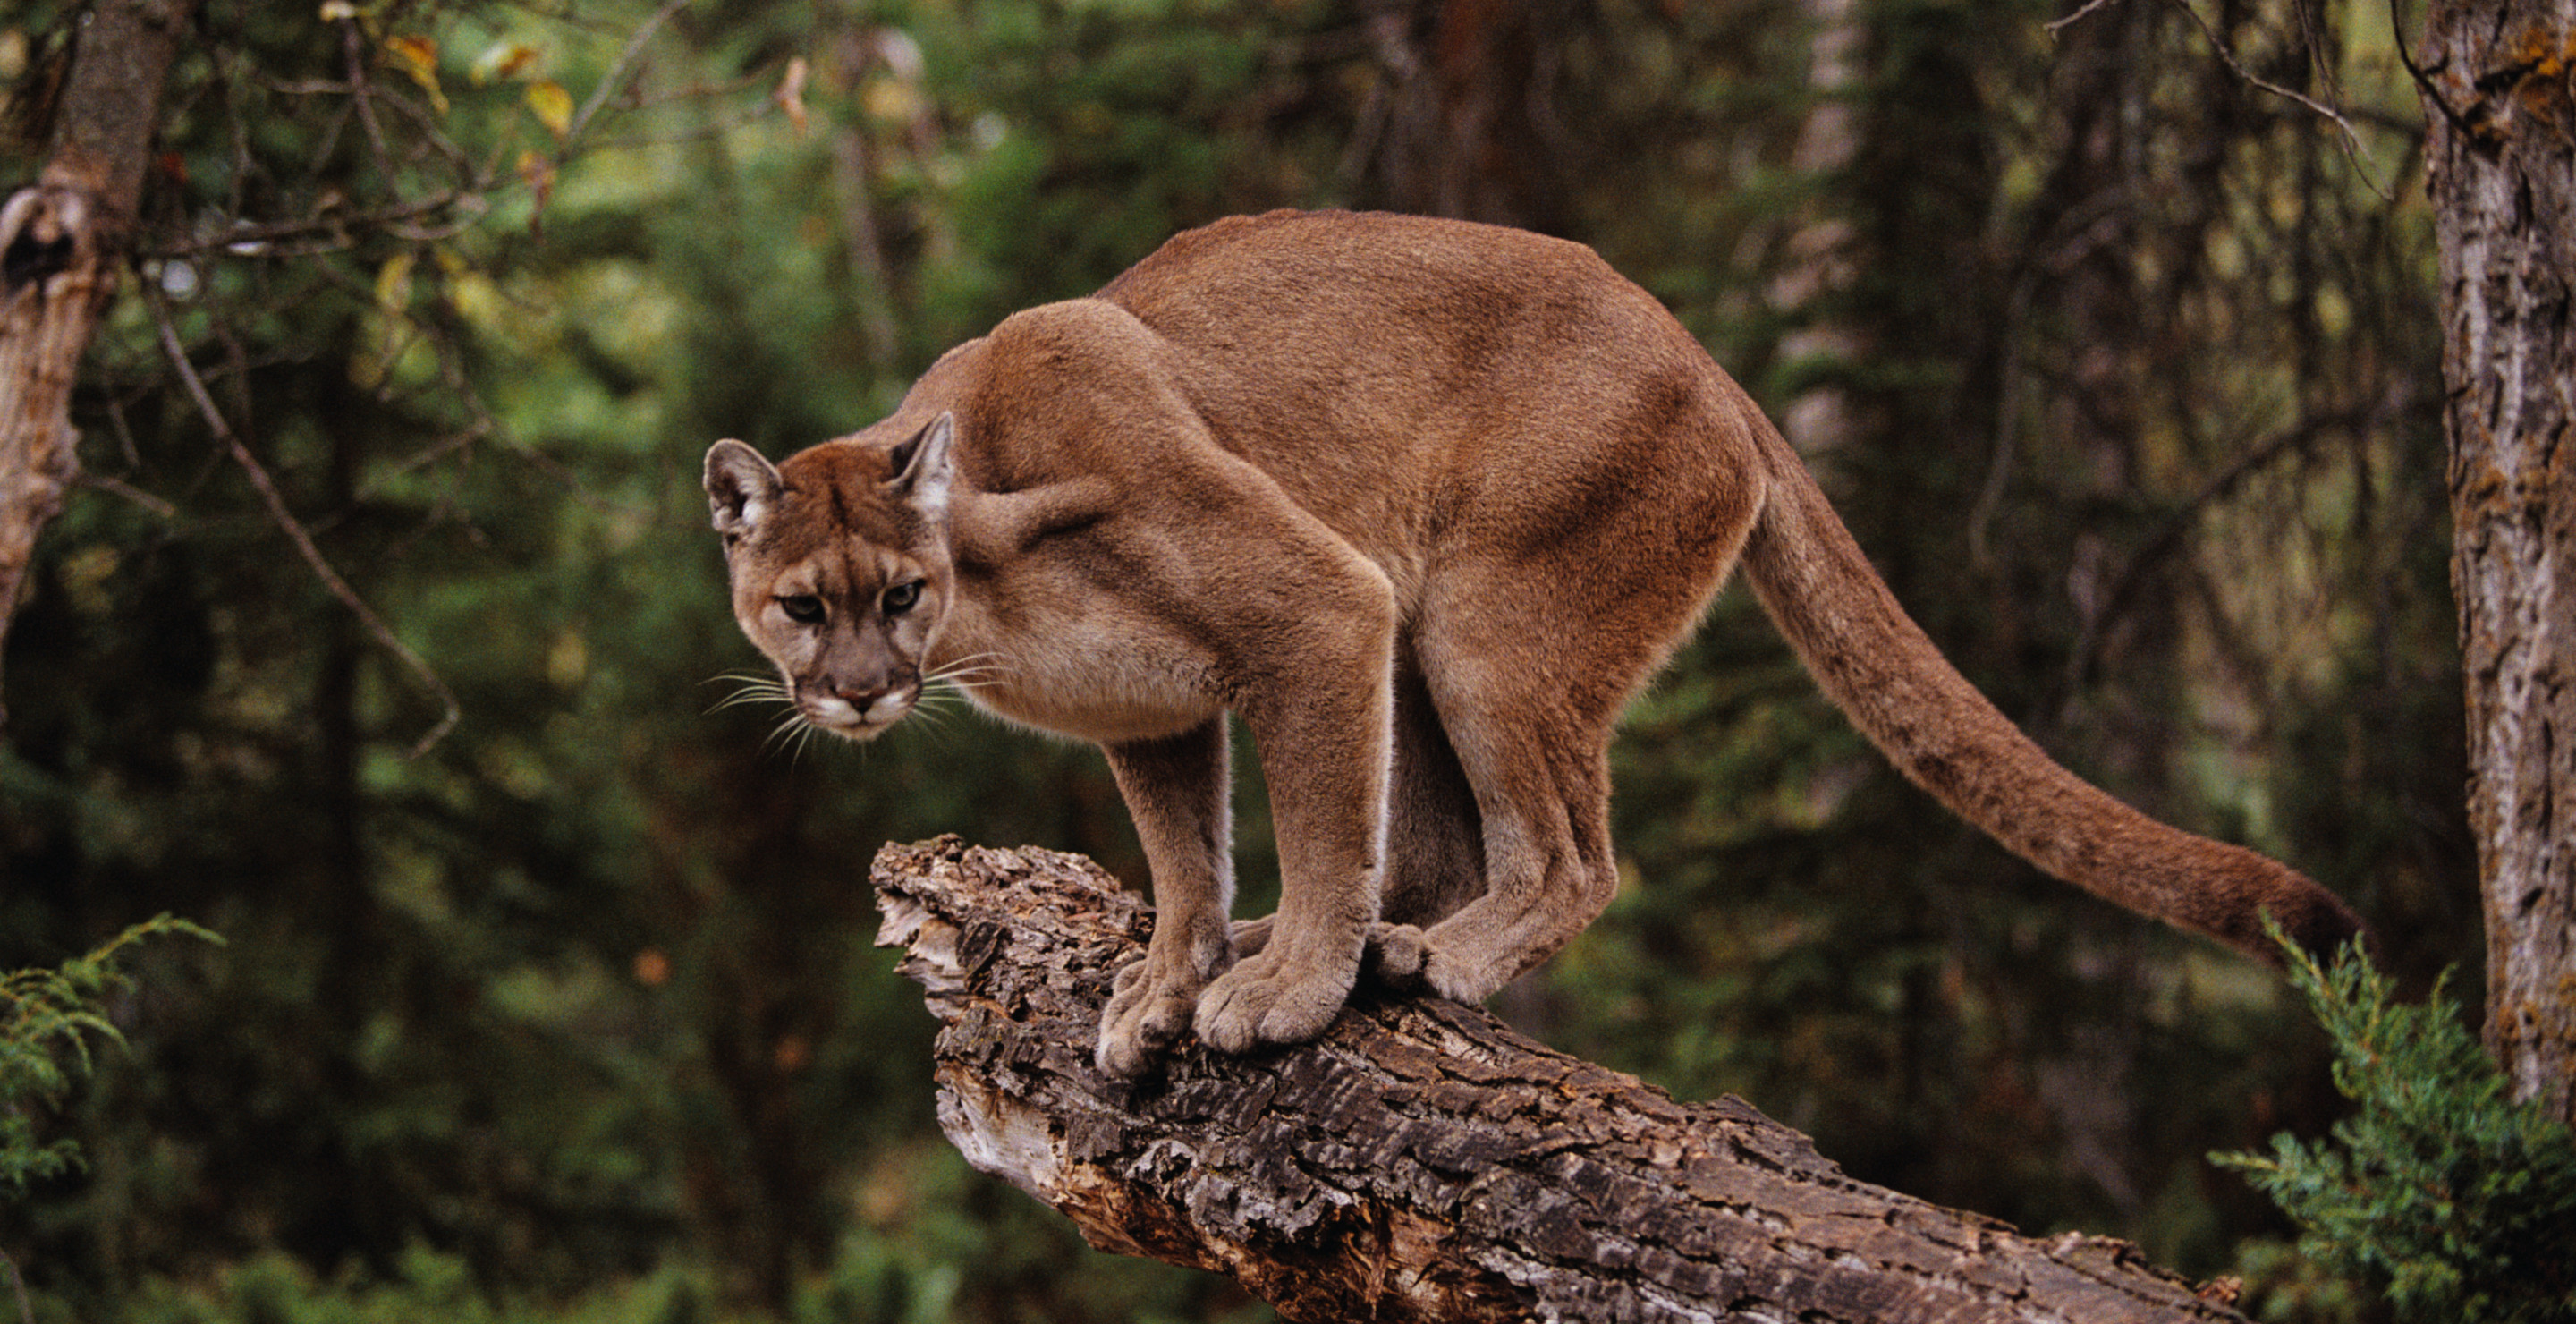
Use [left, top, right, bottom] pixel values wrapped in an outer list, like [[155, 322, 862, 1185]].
[[804, 690, 912, 739]]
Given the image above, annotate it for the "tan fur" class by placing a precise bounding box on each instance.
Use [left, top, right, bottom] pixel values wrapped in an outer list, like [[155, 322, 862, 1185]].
[[704, 210, 2365, 1076]]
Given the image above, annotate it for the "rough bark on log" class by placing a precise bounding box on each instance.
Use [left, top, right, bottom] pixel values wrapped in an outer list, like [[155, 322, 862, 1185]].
[[870, 837, 2250, 1324]]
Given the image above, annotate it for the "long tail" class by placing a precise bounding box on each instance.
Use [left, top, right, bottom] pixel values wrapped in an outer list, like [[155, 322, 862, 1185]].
[[1734, 426, 2364, 964]]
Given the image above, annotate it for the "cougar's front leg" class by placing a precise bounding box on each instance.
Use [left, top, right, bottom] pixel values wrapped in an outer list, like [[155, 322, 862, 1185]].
[[1192, 601, 1396, 1056], [1097, 718, 1234, 1077]]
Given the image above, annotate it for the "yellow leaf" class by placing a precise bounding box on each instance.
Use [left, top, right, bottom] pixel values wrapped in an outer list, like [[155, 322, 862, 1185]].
[[862, 76, 921, 124], [447, 269, 504, 334], [374, 250, 415, 313], [517, 151, 557, 236], [516, 150, 555, 193], [775, 57, 809, 136], [525, 80, 573, 139], [384, 35, 447, 114], [385, 34, 436, 70], [318, 1, 360, 20], [472, 41, 540, 85]]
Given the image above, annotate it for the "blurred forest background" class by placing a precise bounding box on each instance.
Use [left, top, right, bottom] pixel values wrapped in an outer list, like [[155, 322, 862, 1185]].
[[0, 0, 2470, 1320]]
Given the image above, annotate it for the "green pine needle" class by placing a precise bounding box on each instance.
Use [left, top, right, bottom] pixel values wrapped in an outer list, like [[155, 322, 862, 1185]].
[[2213, 925, 2576, 1323], [1, 914, 221, 1200]]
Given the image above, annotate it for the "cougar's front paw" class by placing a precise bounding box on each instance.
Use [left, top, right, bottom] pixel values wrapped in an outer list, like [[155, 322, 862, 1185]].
[[1191, 948, 1355, 1055], [1096, 958, 1201, 1078]]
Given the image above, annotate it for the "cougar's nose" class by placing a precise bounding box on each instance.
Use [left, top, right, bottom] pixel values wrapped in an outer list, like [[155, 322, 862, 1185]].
[[806, 679, 910, 730]]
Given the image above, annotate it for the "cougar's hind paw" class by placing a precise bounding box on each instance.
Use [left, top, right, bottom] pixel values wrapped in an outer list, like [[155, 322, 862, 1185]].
[[1192, 949, 1354, 1055], [1365, 922, 1433, 989], [1096, 956, 1199, 1078], [1228, 914, 1275, 957]]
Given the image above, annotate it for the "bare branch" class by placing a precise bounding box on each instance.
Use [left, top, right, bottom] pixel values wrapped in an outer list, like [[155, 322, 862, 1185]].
[[2045, 0, 2394, 199], [2163, 0, 2393, 199], [561, 0, 695, 152], [76, 471, 179, 520], [2045, 0, 2131, 36], [153, 191, 487, 259], [2054, 411, 2364, 707], [146, 290, 461, 757]]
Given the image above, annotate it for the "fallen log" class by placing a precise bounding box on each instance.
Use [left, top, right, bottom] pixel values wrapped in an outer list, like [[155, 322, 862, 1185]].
[[870, 836, 2249, 1323]]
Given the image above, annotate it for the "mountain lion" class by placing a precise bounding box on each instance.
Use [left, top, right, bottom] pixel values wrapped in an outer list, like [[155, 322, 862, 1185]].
[[704, 209, 2364, 1077]]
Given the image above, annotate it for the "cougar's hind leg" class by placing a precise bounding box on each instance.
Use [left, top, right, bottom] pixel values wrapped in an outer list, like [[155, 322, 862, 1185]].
[[1236, 657, 1480, 970], [1373, 646, 1623, 1005], [1097, 718, 1235, 1077], [1380, 651, 1488, 928], [1381, 530, 1733, 1003], [1382, 377, 1767, 1001], [1233, 656, 1485, 968]]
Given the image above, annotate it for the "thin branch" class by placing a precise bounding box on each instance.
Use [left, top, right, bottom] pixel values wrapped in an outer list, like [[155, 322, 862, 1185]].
[[1969, 262, 2044, 568], [150, 187, 487, 258], [573, 101, 783, 153], [76, 471, 178, 519], [2055, 412, 2357, 708], [359, 418, 495, 498], [2045, 0, 2131, 36], [2050, 0, 2396, 197], [621, 65, 777, 112], [146, 291, 461, 757], [2163, 0, 2393, 199], [2384, 0, 2474, 139], [165, 4, 730, 261], [562, 0, 694, 152], [339, 18, 400, 188]]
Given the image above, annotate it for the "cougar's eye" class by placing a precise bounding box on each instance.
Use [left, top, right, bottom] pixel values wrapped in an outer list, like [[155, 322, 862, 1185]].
[[882, 579, 925, 615], [778, 594, 826, 624]]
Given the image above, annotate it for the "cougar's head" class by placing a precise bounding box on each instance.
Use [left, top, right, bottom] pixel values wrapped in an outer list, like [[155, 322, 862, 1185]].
[[703, 413, 957, 742]]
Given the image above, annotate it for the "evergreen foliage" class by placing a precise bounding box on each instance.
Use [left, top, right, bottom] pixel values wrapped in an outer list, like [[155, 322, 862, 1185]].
[[2216, 936, 2576, 1323], [0, 916, 216, 1202], [2, 917, 216, 1324]]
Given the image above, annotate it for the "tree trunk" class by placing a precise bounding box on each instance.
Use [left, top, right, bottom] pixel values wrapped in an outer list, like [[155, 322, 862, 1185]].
[[1351, 0, 1582, 234], [0, 0, 199, 735], [870, 837, 2251, 1323], [2419, 1, 2576, 1124]]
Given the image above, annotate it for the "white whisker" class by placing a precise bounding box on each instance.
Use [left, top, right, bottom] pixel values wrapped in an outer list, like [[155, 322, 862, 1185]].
[[927, 653, 1014, 691], [762, 711, 810, 756], [705, 671, 794, 717]]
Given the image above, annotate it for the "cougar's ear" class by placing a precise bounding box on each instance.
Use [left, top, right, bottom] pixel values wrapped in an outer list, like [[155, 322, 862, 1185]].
[[884, 412, 955, 527], [704, 439, 782, 538]]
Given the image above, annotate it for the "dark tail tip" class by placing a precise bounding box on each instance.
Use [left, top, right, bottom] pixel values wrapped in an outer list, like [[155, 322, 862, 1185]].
[[2182, 847, 2368, 969], [2251, 875, 2371, 970]]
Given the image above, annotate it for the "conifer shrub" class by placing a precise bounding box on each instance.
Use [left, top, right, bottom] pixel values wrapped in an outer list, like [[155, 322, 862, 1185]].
[[3, 915, 216, 1323], [2215, 934, 2576, 1323], [1, 915, 216, 1201]]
